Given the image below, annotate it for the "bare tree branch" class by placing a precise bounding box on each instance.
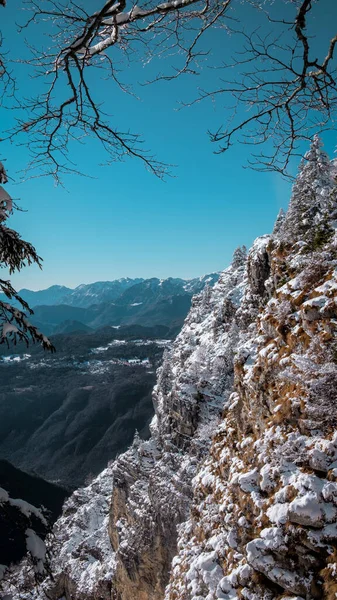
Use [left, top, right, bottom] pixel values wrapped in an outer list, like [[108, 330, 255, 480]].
[[2, 0, 337, 180], [4, 0, 231, 180], [7, 0, 335, 179], [179, 0, 337, 177]]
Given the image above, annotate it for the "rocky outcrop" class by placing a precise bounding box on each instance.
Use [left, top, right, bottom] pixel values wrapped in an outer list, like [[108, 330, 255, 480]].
[[3, 249, 246, 600], [106, 256, 246, 600], [7, 137, 337, 600], [2, 462, 116, 599], [165, 139, 337, 600]]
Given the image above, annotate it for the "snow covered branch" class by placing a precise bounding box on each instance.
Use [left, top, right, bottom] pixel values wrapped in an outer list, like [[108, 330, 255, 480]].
[[0, 487, 51, 592], [4, 0, 231, 179]]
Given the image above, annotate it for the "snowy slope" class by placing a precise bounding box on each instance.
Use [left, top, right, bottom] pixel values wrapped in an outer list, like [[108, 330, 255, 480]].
[[5, 137, 337, 600], [166, 137, 337, 600], [2, 464, 116, 599], [2, 251, 244, 599]]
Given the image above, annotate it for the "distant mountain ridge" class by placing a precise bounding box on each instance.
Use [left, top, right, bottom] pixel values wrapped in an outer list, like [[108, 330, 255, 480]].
[[13, 285, 73, 308], [60, 278, 145, 307], [3, 274, 219, 309], [2, 274, 220, 335]]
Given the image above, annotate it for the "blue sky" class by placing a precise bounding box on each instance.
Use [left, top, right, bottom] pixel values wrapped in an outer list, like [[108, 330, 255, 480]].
[[1, 0, 336, 290]]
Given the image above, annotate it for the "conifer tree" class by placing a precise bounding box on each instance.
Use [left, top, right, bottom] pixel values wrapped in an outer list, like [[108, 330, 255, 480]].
[[232, 246, 247, 269], [0, 163, 54, 351], [201, 284, 212, 308], [273, 209, 286, 235], [132, 430, 141, 448], [279, 136, 334, 244], [158, 350, 173, 396]]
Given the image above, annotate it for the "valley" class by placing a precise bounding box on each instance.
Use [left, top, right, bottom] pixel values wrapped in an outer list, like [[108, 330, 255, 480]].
[[0, 275, 218, 490], [0, 325, 173, 489], [3, 137, 337, 600]]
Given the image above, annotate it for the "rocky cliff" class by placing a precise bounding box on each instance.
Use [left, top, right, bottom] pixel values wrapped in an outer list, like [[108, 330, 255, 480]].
[[165, 137, 337, 600], [4, 136, 337, 600], [2, 244, 246, 600]]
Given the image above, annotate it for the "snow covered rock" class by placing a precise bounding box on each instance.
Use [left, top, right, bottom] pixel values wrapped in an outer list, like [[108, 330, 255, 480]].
[[6, 249, 246, 600], [106, 253, 246, 600], [165, 138, 337, 600], [9, 137, 337, 600], [2, 464, 116, 599]]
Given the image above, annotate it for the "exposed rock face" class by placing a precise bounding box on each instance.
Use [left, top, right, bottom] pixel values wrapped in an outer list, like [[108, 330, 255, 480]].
[[105, 259, 246, 600], [165, 141, 337, 600], [6, 138, 337, 600], [4, 252, 245, 600]]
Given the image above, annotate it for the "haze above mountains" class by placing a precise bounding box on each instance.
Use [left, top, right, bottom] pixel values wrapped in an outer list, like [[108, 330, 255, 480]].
[[3, 275, 219, 335]]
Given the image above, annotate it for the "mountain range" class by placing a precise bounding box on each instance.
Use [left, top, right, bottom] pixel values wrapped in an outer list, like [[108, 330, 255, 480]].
[[5, 275, 219, 309], [5, 275, 219, 335], [4, 138, 337, 600]]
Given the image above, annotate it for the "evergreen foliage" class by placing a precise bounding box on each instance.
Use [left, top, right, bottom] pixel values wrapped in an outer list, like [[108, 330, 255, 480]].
[[273, 208, 285, 235], [279, 136, 335, 247], [232, 245, 247, 269], [0, 164, 54, 352]]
